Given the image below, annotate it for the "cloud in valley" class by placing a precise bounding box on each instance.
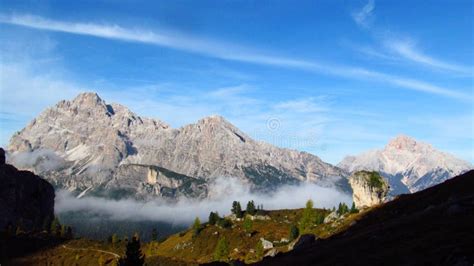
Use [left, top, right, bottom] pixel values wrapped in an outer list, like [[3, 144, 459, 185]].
[[55, 177, 352, 226]]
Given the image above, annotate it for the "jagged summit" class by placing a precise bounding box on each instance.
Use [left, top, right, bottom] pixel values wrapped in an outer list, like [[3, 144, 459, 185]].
[[385, 134, 433, 152], [7, 92, 348, 200], [73, 91, 103, 103], [339, 135, 472, 194]]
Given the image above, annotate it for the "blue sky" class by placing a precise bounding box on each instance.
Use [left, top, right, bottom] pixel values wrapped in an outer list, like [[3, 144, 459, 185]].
[[0, 0, 473, 164]]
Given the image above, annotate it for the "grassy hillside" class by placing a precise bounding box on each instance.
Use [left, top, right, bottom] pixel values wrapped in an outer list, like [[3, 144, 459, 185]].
[[145, 207, 363, 264], [3, 205, 363, 265]]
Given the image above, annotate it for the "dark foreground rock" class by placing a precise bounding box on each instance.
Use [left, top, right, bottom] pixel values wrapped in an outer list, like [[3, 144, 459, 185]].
[[0, 148, 55, 231], [292, 234, 316, 251], [256, 170, 474, 266]]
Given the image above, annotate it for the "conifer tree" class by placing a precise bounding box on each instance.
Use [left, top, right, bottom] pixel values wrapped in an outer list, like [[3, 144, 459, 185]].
[[246, 200, 256, 215], [243, 216, 253, 234], [65, 226, 73, 239], [151, 228, 158, 242], [337, 202, 349, 215], [255, 240, 264, 259], [119, 235, 145, 266], [231, 201, 243, 218], [192, 217, 202, 237], [350, 202, 359, 213], [50, 216, 61, 236], [289, 225, 299, 241], [213, 237, 229, 262], [299, 199, 316, 233], [208, 211, 219, 225]]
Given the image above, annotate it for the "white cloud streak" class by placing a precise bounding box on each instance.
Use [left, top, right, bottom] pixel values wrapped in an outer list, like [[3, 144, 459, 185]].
[[352, 0, 375, 28], [385, 39, 473, 75], [0, 14, 470, 101]]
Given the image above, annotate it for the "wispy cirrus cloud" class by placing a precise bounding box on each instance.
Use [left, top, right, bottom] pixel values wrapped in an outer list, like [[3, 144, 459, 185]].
[[0, 13, 471, 101], [348, 1, 473, 76], [384, 38, 473, 75], [352, 0, 375, 28]]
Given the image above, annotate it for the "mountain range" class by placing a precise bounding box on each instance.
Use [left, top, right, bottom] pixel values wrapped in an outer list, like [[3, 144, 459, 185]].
[[6, 92, 472, 200], [7, 92, 347, 200]]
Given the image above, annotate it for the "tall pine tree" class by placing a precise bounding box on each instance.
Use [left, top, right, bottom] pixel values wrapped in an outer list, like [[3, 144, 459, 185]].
[[192, 217, 202, 237], [246, 200, 256, 215], [119, 235, 145, 266], [151, 228, 158, 242], [208, 211, 219, 225], [213, 237, 229, 262], [299, 199, 316, 233], [231, 201, 243, 218]]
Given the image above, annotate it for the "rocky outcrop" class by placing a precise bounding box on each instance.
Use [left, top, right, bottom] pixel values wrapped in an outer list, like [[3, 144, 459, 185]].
[[0, 148, 55, 231], [349, 171, 389, 208], [339, 135, 472, 195], [7, 92, 348, 200], [323, 211, 340, 224]]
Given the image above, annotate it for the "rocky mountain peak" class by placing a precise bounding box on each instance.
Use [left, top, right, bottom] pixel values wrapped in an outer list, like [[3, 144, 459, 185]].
[[192, 115, 250, 143], [385, 135, 431, 152], [72, 92, 104, 106], [339, 135, 472, 194], [197, 115, 235, 129]]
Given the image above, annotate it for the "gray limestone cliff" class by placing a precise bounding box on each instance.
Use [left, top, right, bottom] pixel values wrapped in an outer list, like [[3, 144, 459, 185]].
[[348, 170, 389, 208]]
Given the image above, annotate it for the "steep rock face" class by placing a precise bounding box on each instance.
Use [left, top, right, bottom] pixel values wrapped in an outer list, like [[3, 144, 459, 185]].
[[348, 171, 389, 208], [7, 93, 348, 200], [0, 148, 55, 231], [102, 164, 208, 200], [339, 135, 472, 194]]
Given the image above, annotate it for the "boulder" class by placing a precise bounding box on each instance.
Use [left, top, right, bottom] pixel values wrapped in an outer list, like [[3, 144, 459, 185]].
[[323, 211, 340, 223], [250, 215, 271, 221], [260, 238, 274, 249]]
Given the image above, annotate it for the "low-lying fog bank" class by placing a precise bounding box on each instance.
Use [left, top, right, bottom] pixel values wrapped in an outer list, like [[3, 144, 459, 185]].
[[56, 177, 352, 239]]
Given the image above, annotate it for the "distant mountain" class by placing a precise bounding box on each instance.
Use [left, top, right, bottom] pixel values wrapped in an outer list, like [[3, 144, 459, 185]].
[[7, 92, 348, 200], [338, 135, 472, 194]]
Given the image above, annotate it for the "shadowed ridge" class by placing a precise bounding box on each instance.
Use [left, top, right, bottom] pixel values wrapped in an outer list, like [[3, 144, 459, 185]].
[[255, 170, 474, 266]]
